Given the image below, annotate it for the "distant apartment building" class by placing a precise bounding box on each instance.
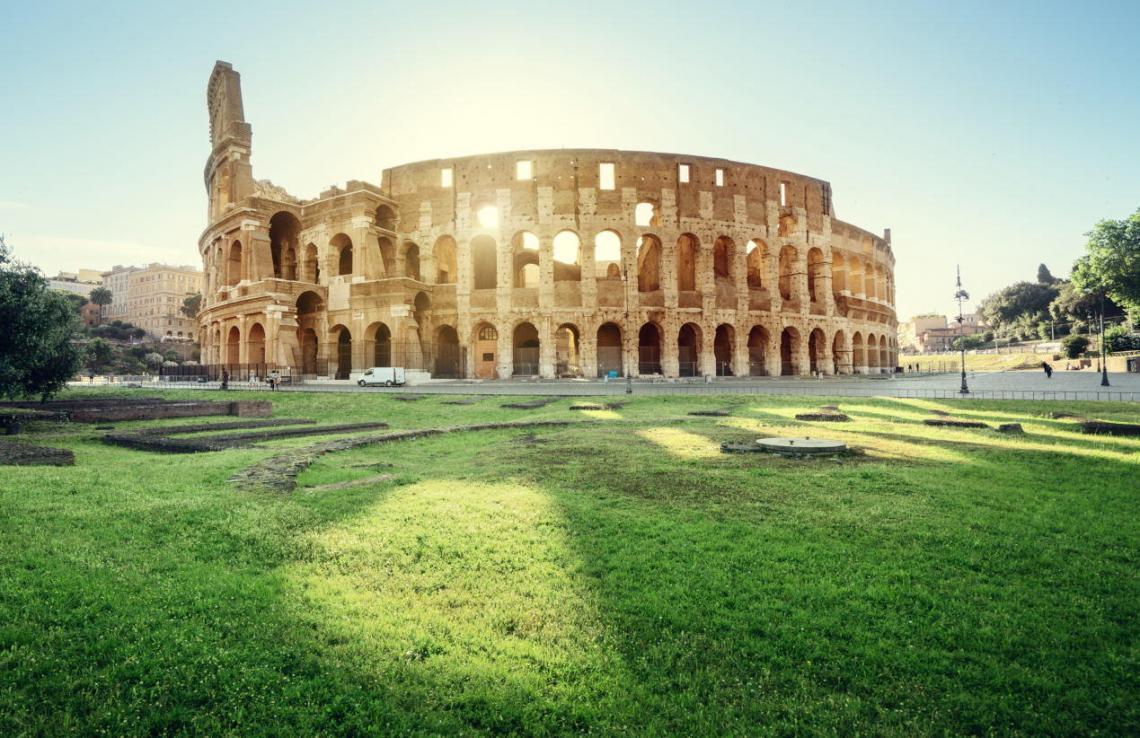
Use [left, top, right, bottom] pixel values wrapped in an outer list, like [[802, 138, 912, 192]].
[[899, 313, 987, 353], [102, 263, 203, 339], [48, 268, 103, 298]]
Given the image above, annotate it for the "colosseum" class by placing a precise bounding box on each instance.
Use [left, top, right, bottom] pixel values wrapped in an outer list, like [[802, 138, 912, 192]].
[[198, 61, 898, 381]]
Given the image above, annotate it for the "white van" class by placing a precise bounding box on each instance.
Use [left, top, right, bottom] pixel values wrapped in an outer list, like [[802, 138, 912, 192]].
[[358, 367, 406, 387]]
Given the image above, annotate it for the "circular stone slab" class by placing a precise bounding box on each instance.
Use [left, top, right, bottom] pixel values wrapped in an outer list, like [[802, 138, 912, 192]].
[[755, 436, 847, 456]]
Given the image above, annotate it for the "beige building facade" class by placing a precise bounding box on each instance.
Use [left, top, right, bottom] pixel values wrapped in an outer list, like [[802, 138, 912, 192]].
[[103, 263, 202, 338], [198, 62, 898, 379]]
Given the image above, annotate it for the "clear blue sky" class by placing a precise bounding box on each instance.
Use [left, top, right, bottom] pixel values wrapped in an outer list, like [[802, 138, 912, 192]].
[[2, 0, 1138, 318]]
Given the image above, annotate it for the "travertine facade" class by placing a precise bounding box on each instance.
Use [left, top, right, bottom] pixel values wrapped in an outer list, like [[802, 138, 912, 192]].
[[198, 62, 898, 379]]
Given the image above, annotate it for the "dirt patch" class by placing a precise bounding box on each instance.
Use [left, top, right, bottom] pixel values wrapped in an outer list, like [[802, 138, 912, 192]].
[[795, 413, 850, 422], [390, 395, 426, 402], [1078, 420, 1140, 436], [232, 419, 590, 492], [923, 419, 988, 429], [441, 398, 479, 406], [688, 410, 731, 417], [104, 421, 387, 453], [0, 439, 75, 466], [997, 423, 1024, 434], [502, 397, 559, 410]]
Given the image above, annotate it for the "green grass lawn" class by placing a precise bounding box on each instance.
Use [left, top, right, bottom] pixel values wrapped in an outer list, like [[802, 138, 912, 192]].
[[1, 390, 1137, 736]]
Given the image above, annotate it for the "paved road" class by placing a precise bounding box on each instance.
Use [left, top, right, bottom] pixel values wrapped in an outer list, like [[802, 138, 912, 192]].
[[126, 369, 1140, 401]]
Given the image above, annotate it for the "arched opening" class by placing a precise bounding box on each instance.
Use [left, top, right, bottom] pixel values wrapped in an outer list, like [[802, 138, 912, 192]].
[[832, 330, 847, 375], [866, 334, 880, 372], [778, 245, 797, 301], [634, 202, 656, 227], [512, 232, 540, 288], [832, 252, 847, 296], [296, 291, 324, 374], [409, 292, 431, 371], [512, 322, 540, 376], [637, 235, 662, 293], [333, 326, 352, 379], [852, 332, 865, 373], [331, 234, 353, 277], [747, 325, 769, 376], [596, 322, 623, 378], [435, 325, 461, 378], [678, 323, 701, 377], [248, 322, 266, 365], [434, 236, 457, 284], [714, 323, 735, 376], [880, 334, 890, 371], [378, 237, 396, 277], [849, 258, 864, 298], [404, 242, 420, 281], [778, 213, 796, 237], [594, 231, 622, 279], [553, 231, 581, 282], [369, 323, 392, 367], [638, 322, 662, 375], [226, 326, 240, 365], [302, 243, 319, 284], [807, 248, 824, 303], [374, 204, 397, 231], [554, 324, 580, 377], [473, 323, 498, 379], [865, 262, 877, 300], [808, 328, 826, 374], [713, 236, 733, 281], [676, 233, 699, 293], [472, 235, 498, 290], [746, 239, 766, 289], [780, 327, 801, 376], [300, 328, 318, 375], [227, 240, 242, 286], [269, 212, 301, 281]]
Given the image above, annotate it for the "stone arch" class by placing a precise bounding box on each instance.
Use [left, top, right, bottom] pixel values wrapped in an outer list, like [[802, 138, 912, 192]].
[[512, 321, 540, 376], [366, 321, 392, 367], [832, 330, 849, 375], [434, 236, 457, 284], [472, 321, 499, 379], [512, 231, 540, 288], [807, 248, 824, 303], [374, 204, 397, 231], [713, 236, 733, 281], [594, 231, 622, 279], [849, 257, 864, 298], [747, 325, 770, 376], [227, 240, 242, 286], [778, 244, 798, 301], [637, 235, 662, 293], [638, 322, 663, 375], [864, 259, 876, 300], [880, 334, 891, 371], [330, 234, 353, 277], [634, 202, 656, 227], [780, 326, 801, 376], [435, 325, 461, 378], [746, 239, 766, 289], [714, 323, 735, 376], [471, 235, 498, 290], [248, 322, 266, 365], [403, 242, 421, 281], [676, 233, 699, 293], [596, 322, 623, 377], [330, 324, 353, 379], [226, 325, 240, 365], [852, 331, 865, 373], [808, 327, 826, 374], [677, 322, 702, 377], [778, 213, 796, 237], [554, 323, 581, 377], [832, 251, 847, 295], [553, 230, 581, 282], [269, 211, 301, 280]]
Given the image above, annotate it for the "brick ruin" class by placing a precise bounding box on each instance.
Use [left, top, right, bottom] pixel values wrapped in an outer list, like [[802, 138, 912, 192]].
[[198, 61, 898, 381]]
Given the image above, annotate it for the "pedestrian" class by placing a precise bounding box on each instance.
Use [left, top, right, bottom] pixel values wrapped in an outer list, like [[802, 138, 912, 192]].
[[1041, 361, 1053, 379], [221, 369, 229, 390]]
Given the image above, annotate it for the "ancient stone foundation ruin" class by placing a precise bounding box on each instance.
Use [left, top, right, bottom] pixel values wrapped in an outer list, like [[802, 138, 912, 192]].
[[198, 61, 898, 382]]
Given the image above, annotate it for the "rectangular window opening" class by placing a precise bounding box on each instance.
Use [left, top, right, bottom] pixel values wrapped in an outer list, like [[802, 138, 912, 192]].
[[678, 164, 690, 183], [516, 160, 533, 180], [599, 162, 615, 190], [715, 168, 725, 187], [441, 167, 453, 188], [779, 181, 788, 207]]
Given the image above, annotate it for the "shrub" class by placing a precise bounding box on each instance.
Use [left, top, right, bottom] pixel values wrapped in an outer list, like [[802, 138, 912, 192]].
[[1061, 334, 1090, 359]]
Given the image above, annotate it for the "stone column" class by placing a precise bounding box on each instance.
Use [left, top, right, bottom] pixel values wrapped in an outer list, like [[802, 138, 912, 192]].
[[796, 251, 810, 316], [662, 320, 679, 378], [767, 251, 782, 313], [539, 316, 555, 379], [580, 327, 597, 379], [734, 325, 749, 378], [497, 322, 512, 379], [699, 325, 715, 377]]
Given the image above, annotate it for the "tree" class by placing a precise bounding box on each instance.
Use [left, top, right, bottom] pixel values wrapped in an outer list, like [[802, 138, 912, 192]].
[[1072, 209, 1140, 316], [181, 293, 202, 319], [1036, 263, 1056, 284], [1049, 279, 1123, 327], [144, 352, 165, 368], [63, 292, 89, 315], [978, 281, 1059, 334], [1061, 334, 1089, 359], [0, 236, 84, 399], [85, 338, 115, 375], [88, 286, 113, 325]]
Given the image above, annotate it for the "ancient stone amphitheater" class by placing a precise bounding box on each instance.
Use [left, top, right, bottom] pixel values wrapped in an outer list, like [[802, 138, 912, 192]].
[[199, 62, 897, 381]]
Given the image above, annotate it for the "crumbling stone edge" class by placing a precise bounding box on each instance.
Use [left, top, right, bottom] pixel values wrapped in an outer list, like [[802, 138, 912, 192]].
[[231, 419, 594, 493]]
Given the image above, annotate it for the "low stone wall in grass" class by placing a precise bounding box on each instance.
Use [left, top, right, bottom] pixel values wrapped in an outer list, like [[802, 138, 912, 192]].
[[0, 439, 75, 466]]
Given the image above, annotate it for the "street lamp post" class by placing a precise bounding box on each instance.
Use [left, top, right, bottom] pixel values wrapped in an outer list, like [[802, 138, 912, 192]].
[[1100, 290, 1110, 387], [955, 265, 970, 395]]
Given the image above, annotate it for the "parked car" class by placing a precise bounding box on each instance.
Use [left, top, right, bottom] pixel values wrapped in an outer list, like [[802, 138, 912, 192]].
[[358, 367, 406, 387]]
